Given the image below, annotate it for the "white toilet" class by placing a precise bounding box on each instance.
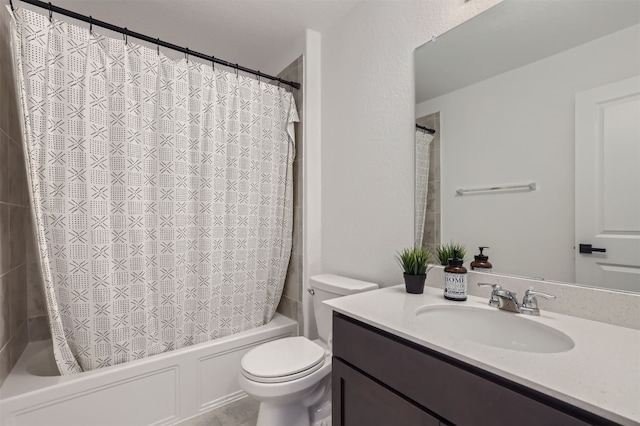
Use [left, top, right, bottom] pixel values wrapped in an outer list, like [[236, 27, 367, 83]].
[[238, 274, 379, 426]]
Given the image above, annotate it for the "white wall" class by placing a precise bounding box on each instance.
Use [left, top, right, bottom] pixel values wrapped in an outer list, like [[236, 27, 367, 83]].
[[416, 24, 640, 283], [320, 0, 501, 286], [302, 30, 322, 337]]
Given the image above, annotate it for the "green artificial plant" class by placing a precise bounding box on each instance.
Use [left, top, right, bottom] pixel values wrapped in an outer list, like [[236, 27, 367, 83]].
[[396, 247, 432, 276], [436, 242, 466, 266]]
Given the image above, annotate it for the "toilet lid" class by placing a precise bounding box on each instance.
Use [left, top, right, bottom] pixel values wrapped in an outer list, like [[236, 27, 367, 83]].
[[241, 337, 326, 382]]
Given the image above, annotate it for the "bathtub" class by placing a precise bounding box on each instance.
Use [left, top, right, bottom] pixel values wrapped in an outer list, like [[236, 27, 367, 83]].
[[0, 313, 297, 426]]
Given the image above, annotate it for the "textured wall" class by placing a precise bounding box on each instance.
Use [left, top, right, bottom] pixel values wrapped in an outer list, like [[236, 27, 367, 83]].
[[275, 56, 304, 332], [320, 0, 501, 286]]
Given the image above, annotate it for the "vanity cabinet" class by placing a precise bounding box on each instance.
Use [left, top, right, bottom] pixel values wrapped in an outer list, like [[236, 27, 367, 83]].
[[332, 313, 611, 426], [333, 359, 439, 426]]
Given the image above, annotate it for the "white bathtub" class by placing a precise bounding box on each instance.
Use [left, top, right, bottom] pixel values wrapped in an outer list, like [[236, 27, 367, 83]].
[[0, 313, 297, 426]]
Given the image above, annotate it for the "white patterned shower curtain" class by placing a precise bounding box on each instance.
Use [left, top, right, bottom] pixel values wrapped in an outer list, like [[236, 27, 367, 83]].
[[11, 8, 298, 374], [414, 129, 434, 248]]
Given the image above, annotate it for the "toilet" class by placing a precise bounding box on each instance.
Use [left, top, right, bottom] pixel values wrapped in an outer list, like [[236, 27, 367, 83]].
[[238, 274, 379, 426]]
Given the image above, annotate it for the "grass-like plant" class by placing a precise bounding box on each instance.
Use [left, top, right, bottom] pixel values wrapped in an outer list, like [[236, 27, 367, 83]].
[[396, 247, 432, 275], [436, 242, 466, 266]]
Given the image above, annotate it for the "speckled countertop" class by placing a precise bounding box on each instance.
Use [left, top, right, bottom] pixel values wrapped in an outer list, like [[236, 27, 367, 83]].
[[325, 285, 640, 425]]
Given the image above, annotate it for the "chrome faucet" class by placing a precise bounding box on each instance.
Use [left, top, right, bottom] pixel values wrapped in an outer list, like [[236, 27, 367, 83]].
[[477, 283, 555, 316]]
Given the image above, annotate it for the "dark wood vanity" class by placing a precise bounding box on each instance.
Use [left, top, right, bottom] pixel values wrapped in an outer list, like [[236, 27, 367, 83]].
[[331, 312, 613, 426]]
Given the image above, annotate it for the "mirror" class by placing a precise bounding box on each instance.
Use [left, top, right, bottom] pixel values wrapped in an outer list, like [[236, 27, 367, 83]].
[[414, 0, 640, 292]]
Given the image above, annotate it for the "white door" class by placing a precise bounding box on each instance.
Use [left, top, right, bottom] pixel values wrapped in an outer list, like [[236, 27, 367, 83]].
[[575, 76, 640, 292]]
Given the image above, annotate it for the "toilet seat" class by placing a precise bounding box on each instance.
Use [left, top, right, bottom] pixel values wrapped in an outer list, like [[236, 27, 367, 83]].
[[241, 337, 327, 384]]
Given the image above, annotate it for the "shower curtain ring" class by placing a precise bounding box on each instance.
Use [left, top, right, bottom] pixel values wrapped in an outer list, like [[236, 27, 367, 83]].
[[156, 38, 160, 55], [185, 48, 189, 63], [235, 64, 239, 79], [9, 0, 14, 12], [48, 2, 53, 22], [89, 16, 93, 34], [257, 71, 261, 83], [123, 28, 128, 45], [211, 56, 215, 71]]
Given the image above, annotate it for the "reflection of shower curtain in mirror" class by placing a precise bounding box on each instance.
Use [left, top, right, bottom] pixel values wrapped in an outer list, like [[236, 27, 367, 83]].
[[415, 130, 433, 248], [11, 8, 298, 374]]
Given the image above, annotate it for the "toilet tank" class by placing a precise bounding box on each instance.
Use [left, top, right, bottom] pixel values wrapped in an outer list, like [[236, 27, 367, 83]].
[[310, 274, 379, 345]]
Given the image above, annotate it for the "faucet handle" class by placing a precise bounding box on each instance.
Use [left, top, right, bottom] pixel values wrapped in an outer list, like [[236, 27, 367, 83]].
[[477, 282, 500, 289], [522, 288, 556, 311], [477, 282, 501, 307]]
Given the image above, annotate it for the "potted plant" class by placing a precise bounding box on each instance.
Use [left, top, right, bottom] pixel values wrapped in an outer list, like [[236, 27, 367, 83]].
[[396, 247, 432, 294], [436, 242, 466, 266]]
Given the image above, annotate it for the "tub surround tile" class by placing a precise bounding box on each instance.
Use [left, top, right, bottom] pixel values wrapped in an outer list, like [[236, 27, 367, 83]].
[[0, 204, 10, 272], [434, 188, 441, 222], [0, 5, 33, 384], [8, 265, 27, 335], [0, 3, 12, 119], [0, 273, 10, 349], [0, 342, 10, 388], [434, 213, 441, 243], [293, 160, 303, 208], [26, 262, 45, 317], [276, 295, 299, 326], [27, 315, 50, 341], [283, 254, 301, 300], [4, 86, 20, 148], [426, 180, 437, 213], [292, 206, 303, 253], [0, 131, 9, 202], [277, 55, 303, 335], [9, 206, 26, 269], [296, 301, 303, 336], [7, 101, 21, 149], [293, 128, 303, 162], [24, 210, 36, 263], [428, 151, 440, 183], [8, 321, 27, 369], [0, 74, 9, 137], [22, 170, 29, 207], [425, 212, 436, 236], [7, 139, 25, 206]]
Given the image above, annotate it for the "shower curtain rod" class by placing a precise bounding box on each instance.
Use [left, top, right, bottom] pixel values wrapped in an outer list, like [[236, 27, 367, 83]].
[[9, 0, 301, 90], [416, 124, 436, 134]]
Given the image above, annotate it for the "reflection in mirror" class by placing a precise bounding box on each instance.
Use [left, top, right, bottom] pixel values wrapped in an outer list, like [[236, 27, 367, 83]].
[[414, 124, 437, 249], [414, 0, 640, 292]]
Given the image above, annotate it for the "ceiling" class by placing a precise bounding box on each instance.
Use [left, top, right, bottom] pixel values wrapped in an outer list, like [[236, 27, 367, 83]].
[[19, 0, 362, 72], [415, 0, 640, 103]]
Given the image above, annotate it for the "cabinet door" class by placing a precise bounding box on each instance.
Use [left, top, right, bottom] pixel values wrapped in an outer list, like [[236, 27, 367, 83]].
[[332, 358, 440, 426]]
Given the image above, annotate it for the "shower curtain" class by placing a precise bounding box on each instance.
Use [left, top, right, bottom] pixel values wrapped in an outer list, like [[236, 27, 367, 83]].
[[11, 8, 298, 374], [414, 129, 434, 248]]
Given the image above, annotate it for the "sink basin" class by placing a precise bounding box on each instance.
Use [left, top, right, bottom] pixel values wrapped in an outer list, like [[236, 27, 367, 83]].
[[416, 305, 574, 353]]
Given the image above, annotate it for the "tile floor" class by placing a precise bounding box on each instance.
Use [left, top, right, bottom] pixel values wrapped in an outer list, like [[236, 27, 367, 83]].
[[176, 396, 259, 426]]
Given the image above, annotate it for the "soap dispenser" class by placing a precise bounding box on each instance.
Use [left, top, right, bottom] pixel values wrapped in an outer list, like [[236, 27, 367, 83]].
[[444, 250, 467, 301], [470, 246, 492, 272]]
